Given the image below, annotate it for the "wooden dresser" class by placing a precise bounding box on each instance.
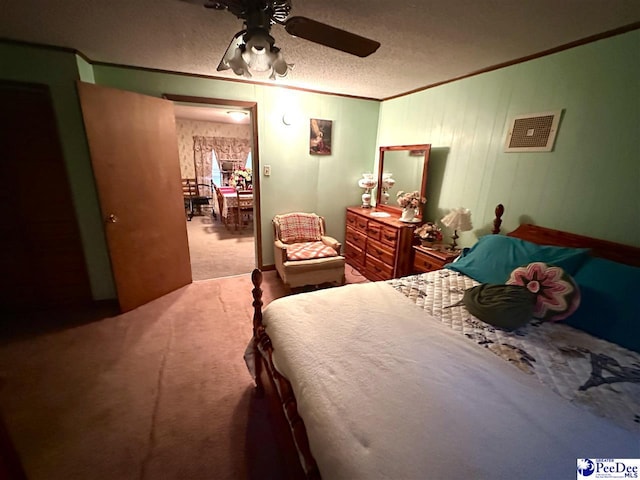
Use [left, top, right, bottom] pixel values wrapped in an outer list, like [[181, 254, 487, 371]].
[[345, 207, 416, 281]]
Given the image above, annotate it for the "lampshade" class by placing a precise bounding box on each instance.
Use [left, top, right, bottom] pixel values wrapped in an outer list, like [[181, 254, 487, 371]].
[[381, 173, 396, 189], [358, 173, 377, 190], [441, 208, 473, 232]]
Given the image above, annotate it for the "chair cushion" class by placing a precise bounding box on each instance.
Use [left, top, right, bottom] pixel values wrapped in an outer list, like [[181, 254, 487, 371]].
[[277, 213, 323, 243], [286, 242, 338, 261]]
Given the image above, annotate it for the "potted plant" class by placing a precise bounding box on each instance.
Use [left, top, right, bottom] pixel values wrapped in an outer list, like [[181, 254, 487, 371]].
[[396, 190, 426, 222], [230, 167, 252, 189], [414, 222, 443, 246]]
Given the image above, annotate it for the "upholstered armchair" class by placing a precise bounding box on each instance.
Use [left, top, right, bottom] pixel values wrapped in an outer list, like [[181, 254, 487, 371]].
[[273, 212, 346, 289]]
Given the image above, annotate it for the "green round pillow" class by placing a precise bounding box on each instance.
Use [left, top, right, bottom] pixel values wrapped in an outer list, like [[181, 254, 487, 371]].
[[462, 284, 536, 331]]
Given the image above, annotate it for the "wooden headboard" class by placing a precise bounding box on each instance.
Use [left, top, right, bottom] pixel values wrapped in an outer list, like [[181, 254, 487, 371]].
[[507, 224, 640, 267]]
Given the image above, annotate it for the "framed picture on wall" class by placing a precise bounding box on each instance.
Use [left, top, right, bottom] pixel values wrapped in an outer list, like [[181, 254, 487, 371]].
[[310, 119, 332, 155]]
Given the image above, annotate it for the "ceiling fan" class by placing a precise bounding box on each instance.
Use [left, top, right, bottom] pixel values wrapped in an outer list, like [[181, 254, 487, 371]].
[[182, 0, 380, 79]]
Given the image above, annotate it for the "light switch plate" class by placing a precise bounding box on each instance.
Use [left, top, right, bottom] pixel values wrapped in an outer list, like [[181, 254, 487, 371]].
[[264, 165, 271, 176]]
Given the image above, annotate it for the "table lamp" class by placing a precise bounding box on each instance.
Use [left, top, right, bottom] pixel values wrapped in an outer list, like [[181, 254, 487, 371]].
[[440, 208, 472, 250], [358, 173, 377, 208], [380, 173, 396, 204]]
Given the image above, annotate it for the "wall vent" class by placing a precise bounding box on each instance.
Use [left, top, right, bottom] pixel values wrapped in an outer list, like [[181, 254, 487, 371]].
[[504, 110, 562, 152]]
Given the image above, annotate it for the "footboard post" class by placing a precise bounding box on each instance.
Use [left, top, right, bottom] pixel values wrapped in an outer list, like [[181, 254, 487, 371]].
[[251, 268, 265, 396]]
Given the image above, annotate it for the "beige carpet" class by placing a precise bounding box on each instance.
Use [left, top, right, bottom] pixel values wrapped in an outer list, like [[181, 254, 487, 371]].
[[0, 269, 367, 480], [186, 214, 255, 281]]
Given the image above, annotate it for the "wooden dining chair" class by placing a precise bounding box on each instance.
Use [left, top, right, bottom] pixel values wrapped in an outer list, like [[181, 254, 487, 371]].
[[236, 189, 254, 230], [182, 178, 213, 221], [195, 181, 214, 219], [181, 178, 198, 220]]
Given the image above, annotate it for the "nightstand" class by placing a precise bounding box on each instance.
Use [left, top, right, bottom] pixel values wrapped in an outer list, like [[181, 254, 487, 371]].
[[412, 245, 460, 273]]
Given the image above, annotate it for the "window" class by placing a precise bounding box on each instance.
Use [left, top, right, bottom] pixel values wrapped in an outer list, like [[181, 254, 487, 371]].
[[211, 150, 222, 186]]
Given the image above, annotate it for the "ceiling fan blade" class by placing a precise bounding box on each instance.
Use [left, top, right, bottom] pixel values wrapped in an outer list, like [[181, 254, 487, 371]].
[[283, 16, 380, 58], [179, 0, 219, 7]]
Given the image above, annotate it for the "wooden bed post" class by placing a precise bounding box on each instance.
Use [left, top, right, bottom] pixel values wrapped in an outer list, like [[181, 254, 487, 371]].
[[492, 204, 504, 234], [251, 268, 265, 395]]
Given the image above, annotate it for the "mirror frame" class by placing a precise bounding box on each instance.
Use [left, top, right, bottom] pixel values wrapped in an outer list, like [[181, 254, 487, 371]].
[[376, 144, 431, 216]]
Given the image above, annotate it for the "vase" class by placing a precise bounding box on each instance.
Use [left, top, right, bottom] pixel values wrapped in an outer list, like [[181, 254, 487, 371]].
[[400, 207, 416, 222], [421, 234, 438, 246]]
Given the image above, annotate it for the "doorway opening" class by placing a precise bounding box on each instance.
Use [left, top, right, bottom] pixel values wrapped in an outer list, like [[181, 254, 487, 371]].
[[167, 95, 261, 281]]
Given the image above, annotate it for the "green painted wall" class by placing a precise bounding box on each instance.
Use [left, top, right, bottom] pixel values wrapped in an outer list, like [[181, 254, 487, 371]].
[[4, 29, 636, 302], [378, 30, 640, 248], [92, 65, 380, 266], [0, 43, 116, 299], [1, 41, 379, 300]]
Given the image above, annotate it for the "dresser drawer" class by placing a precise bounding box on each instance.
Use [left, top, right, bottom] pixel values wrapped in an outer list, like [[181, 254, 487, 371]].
[[366, 238, 395, 266], [346, 211, 359, 229], [380, 226, 398, 248], [346, 211, 368, 232], [366, 254, 394, 280], [345, 226, 367, 250], [413, 249, 446, 273], [345, 242, 365, 270], [365, 221, 382, 241]]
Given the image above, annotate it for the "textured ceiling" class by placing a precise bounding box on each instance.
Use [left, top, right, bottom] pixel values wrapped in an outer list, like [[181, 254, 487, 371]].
[[2, 0, 639, 100]]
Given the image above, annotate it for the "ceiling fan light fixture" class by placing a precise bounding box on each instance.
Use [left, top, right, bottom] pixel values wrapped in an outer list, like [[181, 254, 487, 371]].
[[218, 31, 251, 77], [270, 51, 293, 79], [243, 28, 275, 72], [218, 27, 292, 79], [211, 0, 376, 80]]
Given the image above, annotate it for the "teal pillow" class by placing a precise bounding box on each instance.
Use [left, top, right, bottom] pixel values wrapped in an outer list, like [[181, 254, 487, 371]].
[[565, 257, 640, 353], [445, 235, 590, 284]]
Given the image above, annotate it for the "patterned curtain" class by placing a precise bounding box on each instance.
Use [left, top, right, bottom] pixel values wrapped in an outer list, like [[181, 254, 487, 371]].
[[193, 136, 215, 187], [193, 136, 251, 187]]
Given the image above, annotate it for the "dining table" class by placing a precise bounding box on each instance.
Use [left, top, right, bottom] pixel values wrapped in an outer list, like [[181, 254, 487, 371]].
[[215, 186, 253, 221]]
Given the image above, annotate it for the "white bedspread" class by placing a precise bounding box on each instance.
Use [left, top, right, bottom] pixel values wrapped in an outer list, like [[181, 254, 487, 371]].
[[263, 282, 639, 480]]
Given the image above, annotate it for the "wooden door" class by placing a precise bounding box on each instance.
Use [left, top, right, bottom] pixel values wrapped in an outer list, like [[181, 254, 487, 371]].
[[77, 82, 191, 312], [0, 81, 92, 312]]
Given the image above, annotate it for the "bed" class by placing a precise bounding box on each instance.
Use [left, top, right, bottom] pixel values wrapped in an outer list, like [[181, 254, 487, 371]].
[[248, 208, 640, 479]]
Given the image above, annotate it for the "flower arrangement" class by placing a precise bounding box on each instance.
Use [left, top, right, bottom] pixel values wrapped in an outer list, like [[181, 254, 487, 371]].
[[414, 222, 443, 243], [396, 190, 426, 209], [230, 167, 252, 187]]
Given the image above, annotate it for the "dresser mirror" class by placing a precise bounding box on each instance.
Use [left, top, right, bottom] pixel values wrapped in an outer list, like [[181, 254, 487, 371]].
[[376, 144, 431, 216]]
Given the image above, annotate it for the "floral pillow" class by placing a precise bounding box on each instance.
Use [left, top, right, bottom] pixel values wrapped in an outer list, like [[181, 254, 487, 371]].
[[506, 262, 581, 321]]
